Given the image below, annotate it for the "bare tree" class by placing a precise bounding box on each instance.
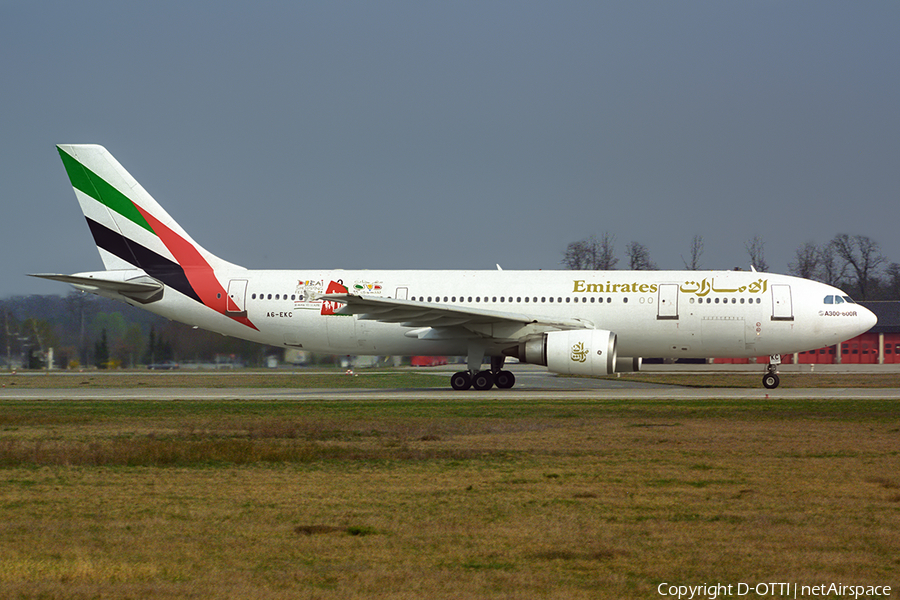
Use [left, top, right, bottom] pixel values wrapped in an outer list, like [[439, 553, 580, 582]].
[[594, 232, 618, 270], [562, 237, 594, 270], [681, 234, 703, 270], [625, 241, 657, 270], [830, 234, 886, 299], [788, 241, 821, 280], [817, 242, 843, 287], [562, 233, 618, 270], [745, 235, 769, 272], [884, 263, 900, 300]]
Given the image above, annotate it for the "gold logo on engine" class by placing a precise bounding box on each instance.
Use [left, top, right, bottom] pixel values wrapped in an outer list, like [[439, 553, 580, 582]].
[[571, 341, 588, 363]]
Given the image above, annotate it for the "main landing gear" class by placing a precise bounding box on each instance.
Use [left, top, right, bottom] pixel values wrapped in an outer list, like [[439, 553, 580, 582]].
[[450, 356, 516, 391], [762, 354, 781, 389]]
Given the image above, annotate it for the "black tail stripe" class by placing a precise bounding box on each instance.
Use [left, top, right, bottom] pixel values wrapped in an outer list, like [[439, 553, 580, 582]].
[[86, 218, 203, 304]]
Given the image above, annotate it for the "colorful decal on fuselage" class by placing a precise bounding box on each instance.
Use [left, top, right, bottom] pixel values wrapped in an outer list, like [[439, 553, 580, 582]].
[[352, 280, 383, 294], [321, 280, 349, 316], [293, 279, 324, 311]]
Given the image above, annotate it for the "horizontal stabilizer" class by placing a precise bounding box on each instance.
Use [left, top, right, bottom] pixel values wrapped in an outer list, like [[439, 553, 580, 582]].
[[30, 273, 164, 303]]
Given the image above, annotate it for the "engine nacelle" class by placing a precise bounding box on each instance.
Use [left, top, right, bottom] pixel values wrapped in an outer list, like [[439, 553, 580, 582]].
[[506, 330, 618, 376]]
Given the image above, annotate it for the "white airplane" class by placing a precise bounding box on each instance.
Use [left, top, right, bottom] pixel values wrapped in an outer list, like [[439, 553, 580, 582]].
[[33, 145, 876, 390]]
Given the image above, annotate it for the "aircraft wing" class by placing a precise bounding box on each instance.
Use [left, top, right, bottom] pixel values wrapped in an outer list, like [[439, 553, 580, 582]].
[[320, 293, 592, 330]]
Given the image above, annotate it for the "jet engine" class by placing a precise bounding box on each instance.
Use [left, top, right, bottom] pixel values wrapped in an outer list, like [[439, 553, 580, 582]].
[[505, 330, 618, 376]]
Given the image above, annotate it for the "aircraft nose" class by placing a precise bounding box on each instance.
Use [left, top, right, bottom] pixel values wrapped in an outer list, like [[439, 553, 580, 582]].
[[859, 305, 877, 333]]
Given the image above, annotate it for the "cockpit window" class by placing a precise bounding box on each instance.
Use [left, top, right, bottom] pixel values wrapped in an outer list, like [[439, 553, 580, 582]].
[[842, 296, 856, 304], [825, 294, 857, 304], [824, 295, 833, 304]]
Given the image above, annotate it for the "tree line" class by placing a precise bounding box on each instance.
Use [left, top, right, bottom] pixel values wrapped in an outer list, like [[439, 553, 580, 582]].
[[1, 292, 280, 370], [562, 232, 899, 301]]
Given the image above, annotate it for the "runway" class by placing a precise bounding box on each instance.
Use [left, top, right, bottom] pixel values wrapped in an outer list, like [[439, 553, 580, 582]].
[[3, 363, 898, 401], [3, 384, 899, 401]]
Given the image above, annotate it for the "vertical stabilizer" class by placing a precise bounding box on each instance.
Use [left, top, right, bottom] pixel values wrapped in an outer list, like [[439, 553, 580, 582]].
[[57, 145, 255, 329]]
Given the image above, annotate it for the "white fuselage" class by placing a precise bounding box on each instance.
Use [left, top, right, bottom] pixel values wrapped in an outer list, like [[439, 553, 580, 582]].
[[124, 268, 876, 360]]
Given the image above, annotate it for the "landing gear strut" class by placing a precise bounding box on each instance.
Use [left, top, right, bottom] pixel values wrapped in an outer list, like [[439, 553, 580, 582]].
[[762, 354, 781, 389], [448, 354, 516, 391]]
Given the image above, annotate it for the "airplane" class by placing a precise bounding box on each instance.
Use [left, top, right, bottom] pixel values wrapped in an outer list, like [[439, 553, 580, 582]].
[[33, 144, 877, 390]]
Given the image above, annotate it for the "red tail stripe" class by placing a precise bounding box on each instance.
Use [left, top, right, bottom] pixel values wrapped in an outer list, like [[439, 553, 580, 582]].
[[134, 205, 258, 331]]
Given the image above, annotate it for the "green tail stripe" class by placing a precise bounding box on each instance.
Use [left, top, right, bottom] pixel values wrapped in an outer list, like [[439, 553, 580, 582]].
[[57, 147, 155, 235]]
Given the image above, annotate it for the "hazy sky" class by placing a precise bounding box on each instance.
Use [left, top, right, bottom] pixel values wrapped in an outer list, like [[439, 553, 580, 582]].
[[3, 2, 899, 298]]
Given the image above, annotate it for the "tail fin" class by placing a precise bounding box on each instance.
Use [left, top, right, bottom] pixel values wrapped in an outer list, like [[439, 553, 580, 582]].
[[57, 144, 239, 272], [57, 144, 245, 306]]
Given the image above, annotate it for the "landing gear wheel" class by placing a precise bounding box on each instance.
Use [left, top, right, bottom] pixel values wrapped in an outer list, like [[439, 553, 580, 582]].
[[762, 373, 780, 389], [472, 370, 494, 390], [450, 371, 472, 391], [494, 370, 516, 389]]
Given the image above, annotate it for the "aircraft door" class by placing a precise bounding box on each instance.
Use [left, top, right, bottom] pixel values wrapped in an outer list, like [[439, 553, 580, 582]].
[[226, 279, 248, 317], [657, 284, 679, 320], [771, 285, 794, 321]]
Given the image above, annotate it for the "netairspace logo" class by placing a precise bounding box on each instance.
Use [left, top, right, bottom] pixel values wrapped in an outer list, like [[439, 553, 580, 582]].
[[657, 582, 893, 599]]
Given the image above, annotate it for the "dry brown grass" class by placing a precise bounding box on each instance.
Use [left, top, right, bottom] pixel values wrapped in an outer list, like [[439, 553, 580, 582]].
[[0, 396, 898, 598]]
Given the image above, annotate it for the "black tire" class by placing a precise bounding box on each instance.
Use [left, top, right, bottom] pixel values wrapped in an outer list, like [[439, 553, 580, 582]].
[[450, 371, 472, 391], [494, 370, 516, 389], [472, 370, 494, 390], [762, 373, 780, 389]]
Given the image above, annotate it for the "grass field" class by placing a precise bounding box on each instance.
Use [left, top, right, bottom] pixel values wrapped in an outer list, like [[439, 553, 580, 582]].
[[0, 380, 898, 598]]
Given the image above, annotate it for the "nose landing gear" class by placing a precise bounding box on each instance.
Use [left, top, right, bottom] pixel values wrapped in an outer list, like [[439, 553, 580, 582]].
[[762, 354, 781, 389]]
